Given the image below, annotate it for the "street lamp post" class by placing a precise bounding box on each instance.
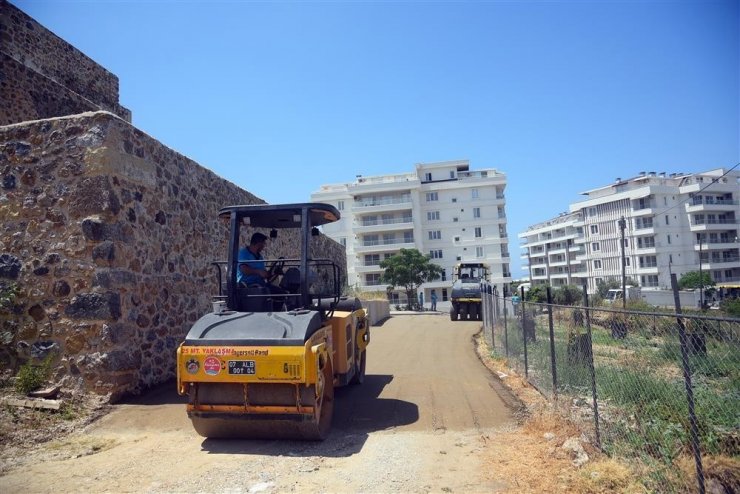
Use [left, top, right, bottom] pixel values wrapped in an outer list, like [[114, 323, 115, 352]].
[[619, 216, 627, 309]]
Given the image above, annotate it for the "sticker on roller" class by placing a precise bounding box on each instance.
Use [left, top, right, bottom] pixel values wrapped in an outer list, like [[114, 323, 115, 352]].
[[228, 360, 256, 375], [186, 358, 199, 375], [203, 356, 221, 376]]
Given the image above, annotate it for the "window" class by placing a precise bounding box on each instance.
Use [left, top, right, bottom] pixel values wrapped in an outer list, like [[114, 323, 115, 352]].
[[474, 227, 482, 238], [364, 254, 380, 266], [441, 269, 447, 281], [424, 172, 432, 181], [427, 211, 440, 221], [635, 217, 654, 229], [591, 242, 600, 252], [624, 257, 631, 266], [362, 215, 378, 226], [623, 238, 629, 247], [664, 215, 669, 225], [639, 256, 657, 268], [363, 234, 378, 246], [472, 188, 479, 199], [590, 225, 599, 235], [449, 171, 455, 179], [426, 192, 438, 202], [453, 217, 459, 222], [404, 231, 414, 243], [454, 236, 460, 242], [641, 275, 659, 287], [337, 200, 344, 211], [667, 235, 671, 245], [429, 249, 443, 259], [638, 236, 655, 248], [476, 246, 484, 258], [473, 207, 481, 218], [365, 273, 381, 286], [441, 288, 448, 301], [593, 260, 602, 269], [428, 230, 442, 240], [589, 207, 597, 216], [339, 237, 347, 248], [452, 198, 457, 203]]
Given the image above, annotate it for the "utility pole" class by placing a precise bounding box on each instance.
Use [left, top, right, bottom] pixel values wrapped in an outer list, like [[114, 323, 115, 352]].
[[618, 216, 627, 309]]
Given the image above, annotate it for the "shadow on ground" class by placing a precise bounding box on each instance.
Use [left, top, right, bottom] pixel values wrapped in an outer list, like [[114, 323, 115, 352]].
[[199, 374, 416, 457], [120, 374, 416, 458]]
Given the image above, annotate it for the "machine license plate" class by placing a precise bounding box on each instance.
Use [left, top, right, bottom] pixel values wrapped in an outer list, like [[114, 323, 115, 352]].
[[228, 360, 256, 375]]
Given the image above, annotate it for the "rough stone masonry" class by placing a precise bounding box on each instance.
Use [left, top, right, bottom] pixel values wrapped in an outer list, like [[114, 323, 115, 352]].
[[0, 2, 346, 401]]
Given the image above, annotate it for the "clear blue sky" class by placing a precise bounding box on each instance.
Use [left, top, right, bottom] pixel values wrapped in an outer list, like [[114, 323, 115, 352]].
[[14, 0, 739, 278]]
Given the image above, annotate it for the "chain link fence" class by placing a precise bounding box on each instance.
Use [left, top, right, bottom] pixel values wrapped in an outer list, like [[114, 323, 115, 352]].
[[481, 282, 739, 493]]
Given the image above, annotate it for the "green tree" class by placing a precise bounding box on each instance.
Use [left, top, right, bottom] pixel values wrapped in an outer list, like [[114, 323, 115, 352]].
[[380, 249, 443, 309], [552, 284, 583, 306], [525, 284, 548, 303], [678, 271, 715, 290]]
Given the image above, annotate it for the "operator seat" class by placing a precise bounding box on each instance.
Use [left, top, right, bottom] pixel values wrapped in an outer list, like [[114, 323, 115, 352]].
[[236, 284, 271, 312], [279, 268, 302, 309]]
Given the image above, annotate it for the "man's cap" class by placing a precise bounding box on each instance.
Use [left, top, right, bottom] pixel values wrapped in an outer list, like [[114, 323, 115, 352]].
[[250, 232, 268, 244]]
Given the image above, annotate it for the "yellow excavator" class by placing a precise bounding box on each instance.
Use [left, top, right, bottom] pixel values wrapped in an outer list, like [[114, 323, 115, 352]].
[[176, 203, 369, 440]]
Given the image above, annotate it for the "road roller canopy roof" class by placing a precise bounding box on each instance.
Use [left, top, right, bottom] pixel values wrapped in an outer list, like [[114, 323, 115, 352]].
[[219, 203, 340, 229]]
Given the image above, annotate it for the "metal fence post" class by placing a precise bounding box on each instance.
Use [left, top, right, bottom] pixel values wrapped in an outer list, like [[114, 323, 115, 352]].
[[582, 283, 601, 449], [670, 274, 705, 494], [546, 286, 557, 399], [489, 285, 495, 348], [521, 285, 528, 379], [503, 296, 509, 358]]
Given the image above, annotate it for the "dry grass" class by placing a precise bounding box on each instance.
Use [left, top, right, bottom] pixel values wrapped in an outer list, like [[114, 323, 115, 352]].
[[474, 332, 646, 493]]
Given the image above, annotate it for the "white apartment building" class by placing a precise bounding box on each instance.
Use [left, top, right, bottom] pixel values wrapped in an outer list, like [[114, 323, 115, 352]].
[[518, 212, 586, 288], [520, 168, 740, 295], [311, 160, 512, 304]]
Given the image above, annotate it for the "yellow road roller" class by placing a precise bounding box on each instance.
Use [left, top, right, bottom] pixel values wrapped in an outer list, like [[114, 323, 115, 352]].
[[177, 203, 369, 440]]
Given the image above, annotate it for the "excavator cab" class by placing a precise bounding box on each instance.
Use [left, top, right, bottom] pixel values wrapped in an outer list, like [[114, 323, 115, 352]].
[[176, 203, 369, 440]]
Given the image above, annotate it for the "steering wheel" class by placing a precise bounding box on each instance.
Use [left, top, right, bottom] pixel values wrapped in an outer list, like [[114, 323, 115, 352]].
[[268, 257, 285, 280]]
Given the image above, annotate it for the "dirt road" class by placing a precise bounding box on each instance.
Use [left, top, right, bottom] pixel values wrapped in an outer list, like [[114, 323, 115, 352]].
[[1, 315, 524, 493]]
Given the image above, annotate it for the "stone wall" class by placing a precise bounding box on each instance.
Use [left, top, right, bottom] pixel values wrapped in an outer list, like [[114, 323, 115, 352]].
[[0, 111, 346, 400], [0, 0, 131, 125]]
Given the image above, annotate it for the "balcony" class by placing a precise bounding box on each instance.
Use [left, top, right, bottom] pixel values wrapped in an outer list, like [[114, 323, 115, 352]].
[[631, 206, 657, 217], [700, 256, 740, 268], [353, 216, 413, 234], [351, 196, 413, 213], [358, 282, 387, 291], [355, 263, 383, 274], [354, 239, 416, 253], [686, 198, 739, 213], [690, 218, 739, 232]]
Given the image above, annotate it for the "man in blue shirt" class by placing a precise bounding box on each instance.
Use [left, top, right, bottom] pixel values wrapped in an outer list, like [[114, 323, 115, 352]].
[[238, 232, 271, 286], [238, 233, 287, 298]]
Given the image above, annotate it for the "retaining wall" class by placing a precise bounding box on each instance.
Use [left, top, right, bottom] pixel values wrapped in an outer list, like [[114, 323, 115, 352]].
[[0, 0, 131, 125], [0, 111, 345, 400]]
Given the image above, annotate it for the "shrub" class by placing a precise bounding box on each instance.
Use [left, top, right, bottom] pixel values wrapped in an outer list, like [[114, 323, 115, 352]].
[[14, 356, 53, 395], [719, 297, 740, 317]]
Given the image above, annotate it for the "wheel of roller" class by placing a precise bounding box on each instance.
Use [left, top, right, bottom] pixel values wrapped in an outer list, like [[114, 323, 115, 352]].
[[469, 304, 478, 320], [350, 347, 366, 385], [297, 362, 334, 440]]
